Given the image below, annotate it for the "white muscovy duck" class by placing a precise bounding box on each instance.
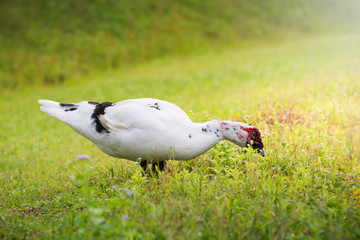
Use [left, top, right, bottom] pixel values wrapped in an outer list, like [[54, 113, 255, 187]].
[[39, 98, 265, 172]]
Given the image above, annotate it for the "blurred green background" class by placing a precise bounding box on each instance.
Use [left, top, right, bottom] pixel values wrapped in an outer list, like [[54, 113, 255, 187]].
[[1, 0, 359, 90], [2, 1, 360, 239]]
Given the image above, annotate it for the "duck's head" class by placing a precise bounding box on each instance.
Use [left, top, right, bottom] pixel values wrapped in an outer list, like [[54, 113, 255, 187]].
[[243, 125, 265, 157], [220, 121, 265, 157]]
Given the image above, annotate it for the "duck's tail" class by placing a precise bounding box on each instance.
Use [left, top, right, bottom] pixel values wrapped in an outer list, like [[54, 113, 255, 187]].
[[38, 100, 77, 121]]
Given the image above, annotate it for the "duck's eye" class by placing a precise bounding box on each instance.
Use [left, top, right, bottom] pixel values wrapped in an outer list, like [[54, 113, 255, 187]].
[[252, 131, 257, 137]]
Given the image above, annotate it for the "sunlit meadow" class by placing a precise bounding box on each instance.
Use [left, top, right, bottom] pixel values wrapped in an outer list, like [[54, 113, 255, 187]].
[[0, 33, 360, 239]]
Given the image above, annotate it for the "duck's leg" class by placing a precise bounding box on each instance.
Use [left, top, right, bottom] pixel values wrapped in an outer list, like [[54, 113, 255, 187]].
[[159, 161, 166, 171], [151, 161, 167, 172], [140, 160, 148, 172]]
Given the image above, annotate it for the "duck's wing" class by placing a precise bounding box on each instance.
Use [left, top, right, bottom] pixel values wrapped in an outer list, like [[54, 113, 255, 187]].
[[131, 98, 191, 124], [99, 98, 191, 132]]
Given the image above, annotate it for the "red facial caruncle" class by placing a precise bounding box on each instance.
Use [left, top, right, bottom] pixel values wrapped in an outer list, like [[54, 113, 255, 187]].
[[240, 126, 264, 149]]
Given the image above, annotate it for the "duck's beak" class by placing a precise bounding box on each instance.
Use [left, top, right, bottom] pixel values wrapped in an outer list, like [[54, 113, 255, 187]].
[[257, 148, 266, 157], [251, 143, 266, 157]]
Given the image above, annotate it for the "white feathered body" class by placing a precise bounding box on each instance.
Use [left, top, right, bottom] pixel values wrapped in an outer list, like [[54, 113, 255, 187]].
[[39, 98, 240, 163]]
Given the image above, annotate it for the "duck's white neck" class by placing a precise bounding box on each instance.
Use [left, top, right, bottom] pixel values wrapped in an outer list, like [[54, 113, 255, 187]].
[[173, 120, 249, 160]]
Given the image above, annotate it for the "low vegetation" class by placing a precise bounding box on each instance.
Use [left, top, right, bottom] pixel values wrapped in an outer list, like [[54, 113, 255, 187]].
[[1, 34, 360, 239]]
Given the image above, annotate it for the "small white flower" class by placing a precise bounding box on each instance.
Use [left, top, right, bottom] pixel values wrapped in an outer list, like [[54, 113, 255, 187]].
[[124, 187, 134, 197], [76, 154, 90, 159]]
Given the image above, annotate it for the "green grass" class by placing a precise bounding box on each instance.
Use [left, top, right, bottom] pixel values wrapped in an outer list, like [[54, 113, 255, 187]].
[[1, 0, 359, 90], [1, 34, 360, 239]]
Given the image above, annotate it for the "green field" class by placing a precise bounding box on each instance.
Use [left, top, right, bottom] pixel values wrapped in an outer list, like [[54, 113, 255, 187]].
[[1, 0, 360, 90], [1, 33, 360, 239]]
